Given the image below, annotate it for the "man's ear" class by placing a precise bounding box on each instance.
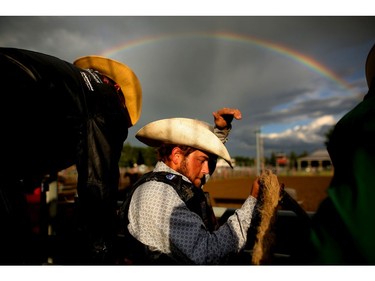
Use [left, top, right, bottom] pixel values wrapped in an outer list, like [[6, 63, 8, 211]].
[[171, 147, 182, 165]]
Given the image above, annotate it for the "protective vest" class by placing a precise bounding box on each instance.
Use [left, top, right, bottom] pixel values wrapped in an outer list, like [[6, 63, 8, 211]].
[[116, 171, 218, 264]]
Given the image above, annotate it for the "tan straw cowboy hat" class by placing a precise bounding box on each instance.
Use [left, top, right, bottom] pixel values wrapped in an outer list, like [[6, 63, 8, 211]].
[[74, 55, 142, 127], [366, 43, 375, 89], [136, 118, 233, 167]]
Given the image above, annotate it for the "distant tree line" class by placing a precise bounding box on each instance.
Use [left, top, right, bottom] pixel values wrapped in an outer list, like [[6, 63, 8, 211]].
[[119, 142, 309, 169], [119, 125, 334, 169], [119, 142, 158, 168]]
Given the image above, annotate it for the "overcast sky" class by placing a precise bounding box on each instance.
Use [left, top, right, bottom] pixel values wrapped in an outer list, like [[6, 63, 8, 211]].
[[0, 15, 374, 158]]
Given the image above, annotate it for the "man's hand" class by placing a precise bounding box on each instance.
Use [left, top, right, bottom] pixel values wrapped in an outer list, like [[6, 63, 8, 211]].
[[250, 178, 260, 199], [212, 108, 242, 130]]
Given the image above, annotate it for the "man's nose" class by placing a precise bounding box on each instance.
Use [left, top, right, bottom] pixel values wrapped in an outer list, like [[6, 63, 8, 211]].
[[201, 161, 210, 175]]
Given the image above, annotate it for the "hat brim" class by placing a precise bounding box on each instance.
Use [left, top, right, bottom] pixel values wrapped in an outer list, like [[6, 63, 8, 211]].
[[73, 56, 142, 127], [366, 44, 375, 89], [136, 118, 233, 168]]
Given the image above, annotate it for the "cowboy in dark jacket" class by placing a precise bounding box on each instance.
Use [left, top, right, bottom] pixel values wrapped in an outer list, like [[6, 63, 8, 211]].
[[0, 47, 142, 264]]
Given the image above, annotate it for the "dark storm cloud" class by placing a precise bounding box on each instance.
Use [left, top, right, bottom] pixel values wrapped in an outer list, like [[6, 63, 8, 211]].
[[0, 16, 374, 158]]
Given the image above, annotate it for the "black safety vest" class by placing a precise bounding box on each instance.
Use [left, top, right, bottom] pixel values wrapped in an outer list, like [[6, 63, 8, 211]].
[[116, 171, 218, 264]]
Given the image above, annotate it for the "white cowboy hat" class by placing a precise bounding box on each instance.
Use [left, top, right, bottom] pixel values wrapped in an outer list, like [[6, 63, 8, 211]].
[[136, 118, 233, 167], [73, 55, 142, 127], [366, 43, 375, 89]]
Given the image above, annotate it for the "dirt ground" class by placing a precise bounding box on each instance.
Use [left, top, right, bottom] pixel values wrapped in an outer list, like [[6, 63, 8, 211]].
[[204, 174, 332, 212]]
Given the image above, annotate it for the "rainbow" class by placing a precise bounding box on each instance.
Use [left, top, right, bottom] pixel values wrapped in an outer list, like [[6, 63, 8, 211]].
[[100, 31, 354, 92]]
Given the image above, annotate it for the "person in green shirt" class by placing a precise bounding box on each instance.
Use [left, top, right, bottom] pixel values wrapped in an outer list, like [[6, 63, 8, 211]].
[[295, 43, 375, 264]]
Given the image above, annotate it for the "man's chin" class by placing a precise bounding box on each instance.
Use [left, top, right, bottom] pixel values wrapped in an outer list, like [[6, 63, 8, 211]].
[[193, 179, 203, 188]]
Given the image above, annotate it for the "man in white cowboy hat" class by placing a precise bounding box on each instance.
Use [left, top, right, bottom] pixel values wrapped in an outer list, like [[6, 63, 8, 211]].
[[121, 108, 261, 264], [0, 47, 141, 264], [292, 43, 375, 265]]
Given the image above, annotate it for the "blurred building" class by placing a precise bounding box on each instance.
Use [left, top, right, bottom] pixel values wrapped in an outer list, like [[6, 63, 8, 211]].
[[297, 149, 332, 172]]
